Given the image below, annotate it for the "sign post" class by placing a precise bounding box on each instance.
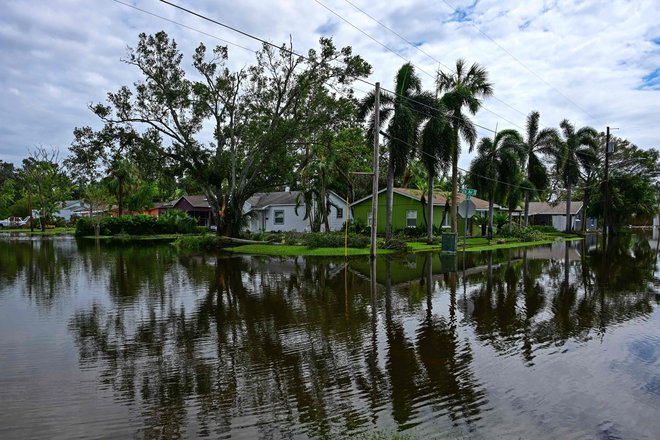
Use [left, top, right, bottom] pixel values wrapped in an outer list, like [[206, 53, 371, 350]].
[[460, 188, 477, 253]]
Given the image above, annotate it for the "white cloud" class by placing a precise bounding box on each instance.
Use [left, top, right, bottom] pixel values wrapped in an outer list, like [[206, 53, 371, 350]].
[[0, 0, 658, 169]]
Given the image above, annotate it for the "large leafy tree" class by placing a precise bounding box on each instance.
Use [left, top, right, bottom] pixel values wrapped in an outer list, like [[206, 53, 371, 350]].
[[436, 59, 493, 234], [358, 63, 437, 239], [521, 111, 558, 226], [468, 129, 523, 239], [589, 139, 660, 229], [554, 120, 598, 233], [91, 31, 370, 236]]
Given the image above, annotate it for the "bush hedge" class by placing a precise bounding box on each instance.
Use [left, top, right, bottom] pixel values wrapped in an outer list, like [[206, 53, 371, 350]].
[[303, 232, 369, 248], [75, 212, 197, 237]]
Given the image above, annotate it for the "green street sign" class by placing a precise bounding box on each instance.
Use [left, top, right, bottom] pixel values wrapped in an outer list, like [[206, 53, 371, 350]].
[[461, 188, 477, 199]]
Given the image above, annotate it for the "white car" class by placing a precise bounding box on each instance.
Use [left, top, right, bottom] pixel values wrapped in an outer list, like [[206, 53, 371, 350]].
[[0, 216, 30, 229]]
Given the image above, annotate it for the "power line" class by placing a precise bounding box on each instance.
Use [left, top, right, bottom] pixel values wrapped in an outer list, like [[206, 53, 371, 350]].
[[312, 0, 527, 131], [339, 0, 528, 119], [115, 1, 600, 200], [111, 0, 256, 53], [130, 0, 593, 177], [438, 0, 600, 124], [151, 0, 498, 134]]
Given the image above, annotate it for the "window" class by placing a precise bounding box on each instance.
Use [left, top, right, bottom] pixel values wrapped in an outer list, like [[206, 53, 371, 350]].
[[367, 212, 372, 227], [274, 210, 284, 225], [442, 213, 451, 228], [406, 210, 417, 228], [336, 208, 343, 219]]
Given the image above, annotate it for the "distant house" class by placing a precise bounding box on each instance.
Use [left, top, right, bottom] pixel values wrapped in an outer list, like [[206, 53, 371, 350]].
[[170, 195, 213, 227], [243, 189, 350, 233], [350, 187, 507, 233], [54, 200, 88, 221], [527, 201, 596, 231]]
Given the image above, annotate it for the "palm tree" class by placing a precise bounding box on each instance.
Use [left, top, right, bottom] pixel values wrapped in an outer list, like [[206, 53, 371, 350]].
[[468, 129, 523, 239], [359, 63, 437, 239], [436, 59, 493, 234], [522, 111, 559, 226], [555, 120, 598, 233], [419, 99, 452, 243]]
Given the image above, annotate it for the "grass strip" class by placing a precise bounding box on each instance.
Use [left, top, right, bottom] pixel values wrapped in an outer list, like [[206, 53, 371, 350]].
[[0, 227, 75, 236], [226, 244, 395, 256]]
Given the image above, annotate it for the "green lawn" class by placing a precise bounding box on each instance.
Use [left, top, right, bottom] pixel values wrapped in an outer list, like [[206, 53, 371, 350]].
[[0, 227, 75, 236], [408, 234, 582, 253], [79, 233, 187, 241], [225, 244, 395, 257]]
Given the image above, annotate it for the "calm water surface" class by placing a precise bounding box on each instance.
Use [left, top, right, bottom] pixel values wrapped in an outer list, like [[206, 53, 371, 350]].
[[0, 233, 658, 439]]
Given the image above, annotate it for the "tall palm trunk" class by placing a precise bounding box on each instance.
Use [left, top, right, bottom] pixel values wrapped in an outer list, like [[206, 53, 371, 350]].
[[385, 157, 395, 240], [508, 208, 513, 233], [524, 191, 530, 227], [487, 198, 494, 240], [582, 189, 591, 232], [565, 182, 572, 233], [427, 171, 434, 244], [450, 142, 458, 234]]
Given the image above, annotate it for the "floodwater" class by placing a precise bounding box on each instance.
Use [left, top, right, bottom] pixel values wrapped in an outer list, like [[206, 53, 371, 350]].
[[0, 233, 658, 439]]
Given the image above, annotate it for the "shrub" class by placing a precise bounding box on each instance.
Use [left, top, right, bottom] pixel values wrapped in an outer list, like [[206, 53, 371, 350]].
[[393, 226, 426, 238], [75, 212, 199, 236], [174, 235, 224, 251], [529, 224, 558, 233], [502, 224, 544, 242], [303, 232, 369, 248], [381, 238, 410, 252]]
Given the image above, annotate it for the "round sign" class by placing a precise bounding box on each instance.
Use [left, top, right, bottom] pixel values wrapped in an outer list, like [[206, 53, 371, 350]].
[[458, 199, 476, 218]]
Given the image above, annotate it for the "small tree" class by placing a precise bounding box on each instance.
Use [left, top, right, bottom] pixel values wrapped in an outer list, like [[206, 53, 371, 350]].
[[82, 182, 114, 237], [22, 147, 70, 231]]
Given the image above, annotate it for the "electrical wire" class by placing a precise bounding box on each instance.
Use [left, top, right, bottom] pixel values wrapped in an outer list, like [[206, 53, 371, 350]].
[[112, 0, 256, 53], [118, 0, 594, 191]]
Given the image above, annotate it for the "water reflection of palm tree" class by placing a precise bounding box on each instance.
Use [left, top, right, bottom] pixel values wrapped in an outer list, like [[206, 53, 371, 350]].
[[415, 256, 485, 427], [384, 256, 421, 428]]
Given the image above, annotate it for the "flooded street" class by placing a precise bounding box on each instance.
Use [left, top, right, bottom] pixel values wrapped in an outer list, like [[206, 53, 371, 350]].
[[0, 234, 658, 439]]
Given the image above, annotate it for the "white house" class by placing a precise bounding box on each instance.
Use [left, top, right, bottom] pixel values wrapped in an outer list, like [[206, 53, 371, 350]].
[[527, 201, 596, 231], [54, 200, 88, 221], [243, 189, 350, 233]]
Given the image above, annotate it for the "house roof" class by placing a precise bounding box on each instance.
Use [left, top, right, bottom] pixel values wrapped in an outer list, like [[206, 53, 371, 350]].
[[351, 187, 508, 211], [246, 190, 302, 209], [527, 201, 583, 216], [173, 195, 212, 209]]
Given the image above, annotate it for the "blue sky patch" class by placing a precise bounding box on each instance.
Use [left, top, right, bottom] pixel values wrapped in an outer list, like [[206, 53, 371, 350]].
[[450, 0, 479, 22], [315, 19, 339, 35], [640, 68, 660, 90], [652, 37, 660, 45]]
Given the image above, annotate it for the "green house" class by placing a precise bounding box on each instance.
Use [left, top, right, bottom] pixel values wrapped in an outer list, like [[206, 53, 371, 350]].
[[350, 187, 499, 235]]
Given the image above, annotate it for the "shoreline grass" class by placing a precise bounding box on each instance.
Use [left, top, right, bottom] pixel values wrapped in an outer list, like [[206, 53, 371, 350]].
[[0, 227, 75, 236], [225, 244, 396, 257]]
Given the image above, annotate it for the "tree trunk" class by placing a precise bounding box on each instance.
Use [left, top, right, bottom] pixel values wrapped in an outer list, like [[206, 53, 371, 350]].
[[385, 156, 395, 240], [450, 148, 458, 234], [508, 208, 513, 234], [582, 189, 590, 232], [565, 182, 572, 233], [524, 191, 530, 227], [118, 179, 124, 217], [487, 198, 494, 240], [427, 171, 434, 244]]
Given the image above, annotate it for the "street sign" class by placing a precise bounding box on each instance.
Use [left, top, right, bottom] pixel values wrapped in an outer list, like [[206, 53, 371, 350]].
[[461, 188, 477, 199], [458, 199, 476, 218]]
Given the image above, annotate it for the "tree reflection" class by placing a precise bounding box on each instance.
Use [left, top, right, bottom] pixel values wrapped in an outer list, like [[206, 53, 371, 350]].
[[0, 237, 75, 309], [463, 236, 659, 361]]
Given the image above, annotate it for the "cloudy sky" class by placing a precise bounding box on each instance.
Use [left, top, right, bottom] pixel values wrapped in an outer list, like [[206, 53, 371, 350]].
[[1, 0, 658, 171]]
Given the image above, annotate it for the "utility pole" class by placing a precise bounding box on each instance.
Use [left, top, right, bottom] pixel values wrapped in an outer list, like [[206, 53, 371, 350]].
[[370, 82, 380, 258], [604, 126, 610, 236]]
